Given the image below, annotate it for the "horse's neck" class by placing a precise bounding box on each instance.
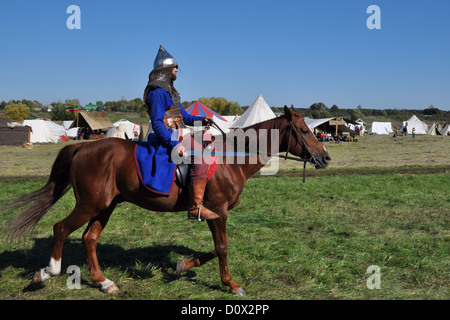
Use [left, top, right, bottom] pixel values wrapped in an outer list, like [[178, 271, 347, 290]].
[[228, 118, 286, 181]]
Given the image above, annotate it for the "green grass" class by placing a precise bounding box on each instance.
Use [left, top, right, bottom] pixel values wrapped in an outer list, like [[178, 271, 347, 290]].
[[0, 133, 448, 300], [1, 134, 449, 179], [0, 173, 448, 300], [276, 134, 450, 172]]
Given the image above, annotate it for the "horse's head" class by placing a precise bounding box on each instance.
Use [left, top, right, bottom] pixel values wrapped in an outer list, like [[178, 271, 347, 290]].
[[282, 106, 331, 169]]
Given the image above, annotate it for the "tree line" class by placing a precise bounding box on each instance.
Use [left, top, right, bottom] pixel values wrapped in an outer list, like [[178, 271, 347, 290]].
[[0, 97, 245, 121], [1, 98, 448, 123], [290, 103, 450, 123]]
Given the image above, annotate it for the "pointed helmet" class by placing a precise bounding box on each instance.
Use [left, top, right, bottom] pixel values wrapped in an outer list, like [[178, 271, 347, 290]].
[[153, 45, 178, 69]]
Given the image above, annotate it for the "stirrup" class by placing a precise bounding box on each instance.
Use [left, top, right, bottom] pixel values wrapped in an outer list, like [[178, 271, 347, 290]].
[[188, 201, 219, 221], [187, 202, 204, 221], [196, 202, 203, 221]]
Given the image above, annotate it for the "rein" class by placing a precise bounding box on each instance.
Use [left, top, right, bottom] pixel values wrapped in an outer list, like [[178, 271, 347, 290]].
[[210, 119, 315, 183]]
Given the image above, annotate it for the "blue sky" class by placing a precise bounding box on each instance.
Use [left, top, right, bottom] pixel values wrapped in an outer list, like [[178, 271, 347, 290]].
[[1, 0, 449, 110]]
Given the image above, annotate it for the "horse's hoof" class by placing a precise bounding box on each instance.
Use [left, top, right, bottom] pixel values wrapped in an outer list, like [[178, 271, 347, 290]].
[[176, 260, 186, 275], [32, 271, 42, 283], [32, 268, 51, 283], [232, 288, 247, 296], [103, 283, 120, 294]]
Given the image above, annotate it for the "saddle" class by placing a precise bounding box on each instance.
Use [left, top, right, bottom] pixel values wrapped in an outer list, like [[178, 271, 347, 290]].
[[175, 164, 190, 186]]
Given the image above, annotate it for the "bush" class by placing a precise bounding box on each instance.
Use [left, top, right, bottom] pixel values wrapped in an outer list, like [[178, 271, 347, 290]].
[[3, 103, 30, 121]]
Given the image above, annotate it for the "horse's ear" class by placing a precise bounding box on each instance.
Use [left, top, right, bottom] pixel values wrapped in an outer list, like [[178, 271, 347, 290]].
[[284, 105, 293, 121]]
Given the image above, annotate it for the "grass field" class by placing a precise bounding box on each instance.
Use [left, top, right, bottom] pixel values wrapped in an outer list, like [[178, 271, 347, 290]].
[[0, 134, 449, 300]]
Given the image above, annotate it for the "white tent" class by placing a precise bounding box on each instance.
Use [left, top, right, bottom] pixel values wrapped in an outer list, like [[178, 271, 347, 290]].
[[222, 115, 239, 122], [440, 124, 450, 136], [106, 119, 140, 140], [230, 94, 276, 128], [369, 122, 393, 135], [304, 117, 334, 131], [45, 121, 67, 141], [347, 118, 366, 135], [427, 122, 442, 136], [402, 115, 428, 135], [63, 120, 79, 138], [22, 119, 59, 143], [113, 119, 140, 139], [209, 115, 235, 135], [105, 127, 124, 139]]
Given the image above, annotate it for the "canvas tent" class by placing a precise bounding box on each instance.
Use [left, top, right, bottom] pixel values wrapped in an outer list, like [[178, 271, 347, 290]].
[[368, 122, 393, 135], [0, 117, 31, 146], [22, 119, 59, 143], [305, 117, 359, 136], [440, 124, 450, 136], [427, 122, 443, 136], [222, 115, 240, 123], [106, 119, 140, 140], [69, 111, 114, 131], [402, 115, 428, 135], [115, 119, 140, 138], [186, 101, 228, 122], [231, 94, 276, 128], [209, 115, 235, 135], [304, 118, 334, 132], [63, 121, 79, 138], [46, 121, 67, 141], [348, 118, 366, 134]]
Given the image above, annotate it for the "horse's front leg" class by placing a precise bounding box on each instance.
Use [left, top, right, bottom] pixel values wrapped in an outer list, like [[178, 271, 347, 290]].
[[176, 216, 246, 296], [208, 217, 246, 296]]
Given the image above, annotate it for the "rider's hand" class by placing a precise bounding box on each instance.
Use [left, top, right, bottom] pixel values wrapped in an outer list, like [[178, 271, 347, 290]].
[[202, 117, 214, 127], [175, 144, 185, 157]]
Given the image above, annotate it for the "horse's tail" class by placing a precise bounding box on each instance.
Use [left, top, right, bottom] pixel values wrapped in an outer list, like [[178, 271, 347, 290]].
[[4, 143, 85, 244]]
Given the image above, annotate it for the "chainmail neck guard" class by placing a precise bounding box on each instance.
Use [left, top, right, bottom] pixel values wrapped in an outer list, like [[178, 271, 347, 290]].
[[143, 64, 179, 107]]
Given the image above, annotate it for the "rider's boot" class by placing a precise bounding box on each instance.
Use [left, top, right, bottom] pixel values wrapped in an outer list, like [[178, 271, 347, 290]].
[[187, 179, 220, 221]]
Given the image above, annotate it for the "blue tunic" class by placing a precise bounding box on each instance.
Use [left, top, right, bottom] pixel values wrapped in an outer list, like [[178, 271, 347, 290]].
[[135, 88, 202, 194]]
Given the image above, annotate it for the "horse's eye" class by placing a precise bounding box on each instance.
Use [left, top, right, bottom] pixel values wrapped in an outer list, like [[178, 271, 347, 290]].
[[301, 129, 310, 134]]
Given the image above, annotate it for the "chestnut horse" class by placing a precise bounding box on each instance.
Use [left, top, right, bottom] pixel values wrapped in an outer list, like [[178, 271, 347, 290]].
[[6, 106, 330, 295]]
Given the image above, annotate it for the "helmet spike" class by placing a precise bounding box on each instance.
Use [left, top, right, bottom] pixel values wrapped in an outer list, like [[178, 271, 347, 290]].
[[153, 45, 178, 69]]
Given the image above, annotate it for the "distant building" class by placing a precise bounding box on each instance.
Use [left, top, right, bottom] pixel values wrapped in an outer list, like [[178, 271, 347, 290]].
[[84, 103, 101, 111]]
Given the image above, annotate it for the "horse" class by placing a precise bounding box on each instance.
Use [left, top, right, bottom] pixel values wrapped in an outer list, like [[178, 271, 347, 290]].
[[5, 106, 330, 295]]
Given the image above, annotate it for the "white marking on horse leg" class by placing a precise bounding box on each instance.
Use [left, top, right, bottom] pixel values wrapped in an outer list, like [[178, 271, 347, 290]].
[[37, 257, 62, 282], [39, 268, 52, 281], [99, 278, 114, 291], [47, 257, 61, 276]]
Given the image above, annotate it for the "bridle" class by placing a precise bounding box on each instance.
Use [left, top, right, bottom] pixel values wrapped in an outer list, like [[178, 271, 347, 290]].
[[283, 118, 319, 164]]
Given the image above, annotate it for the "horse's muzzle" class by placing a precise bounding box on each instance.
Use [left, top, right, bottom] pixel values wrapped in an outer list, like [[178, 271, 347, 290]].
[[311, 153, 331, 169]]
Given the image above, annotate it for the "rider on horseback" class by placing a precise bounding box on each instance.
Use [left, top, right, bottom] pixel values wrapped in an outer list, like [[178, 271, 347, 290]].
[[143, 45, 219, 221]]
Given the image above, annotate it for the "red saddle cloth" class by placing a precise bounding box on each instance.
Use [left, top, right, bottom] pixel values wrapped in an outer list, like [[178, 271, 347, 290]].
[[207, 155, 218, 179]]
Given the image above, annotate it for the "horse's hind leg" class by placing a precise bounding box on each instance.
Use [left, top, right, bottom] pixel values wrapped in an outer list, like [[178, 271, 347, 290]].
[[177, 216, 246, 296], [32, 205, 96, 283], [82, 201, 118, 293]]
